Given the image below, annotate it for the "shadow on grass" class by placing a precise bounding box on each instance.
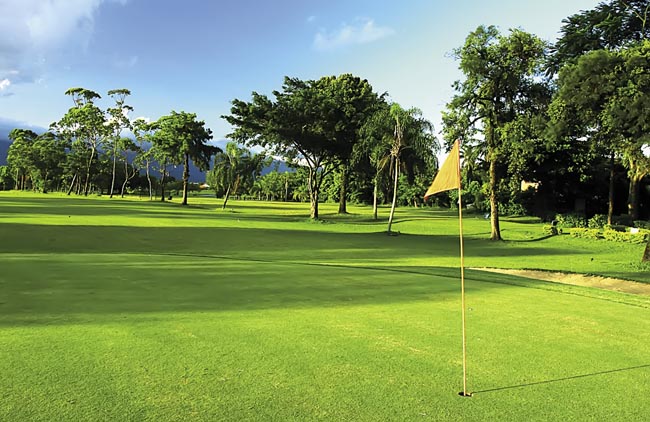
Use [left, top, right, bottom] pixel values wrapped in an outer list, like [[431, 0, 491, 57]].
[[474, 364, 650, 394]]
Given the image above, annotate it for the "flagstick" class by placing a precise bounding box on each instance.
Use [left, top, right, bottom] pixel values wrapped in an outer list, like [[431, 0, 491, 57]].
[[457, 142, 471, 397]]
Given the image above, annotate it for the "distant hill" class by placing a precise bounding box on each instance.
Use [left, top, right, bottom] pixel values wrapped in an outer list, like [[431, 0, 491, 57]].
[[0, 138, 9, 166]]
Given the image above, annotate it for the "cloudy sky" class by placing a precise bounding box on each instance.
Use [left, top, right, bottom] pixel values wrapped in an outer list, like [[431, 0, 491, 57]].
[[0, 0, 600, 140]]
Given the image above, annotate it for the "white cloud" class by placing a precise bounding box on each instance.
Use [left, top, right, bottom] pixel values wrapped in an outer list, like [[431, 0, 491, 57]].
[[0, 79, 10, 91], [114, 55, 139, 69], [0, 0, 128, 85], [313, 18, 395, 51]]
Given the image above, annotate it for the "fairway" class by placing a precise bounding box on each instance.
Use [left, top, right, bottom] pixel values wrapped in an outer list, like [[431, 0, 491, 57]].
[[1, 193, 649, 421]]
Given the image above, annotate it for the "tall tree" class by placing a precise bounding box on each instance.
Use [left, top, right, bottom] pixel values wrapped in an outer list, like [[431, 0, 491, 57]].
[[316, 74, 380, 214], [224, 76, 355, 219], [385, 104, 437, 234], [207, 142, 268, 209], [443, 26, 547, 240], [549, 0, 650, 222], [106, 89, 133, 198], [52, 88, 108, 195], [549, 0, 650, 72], [6, 129, 38, 190], [553, 42, 650, 220], [155, 111, 216, 205], [132, 118, 156, 200]]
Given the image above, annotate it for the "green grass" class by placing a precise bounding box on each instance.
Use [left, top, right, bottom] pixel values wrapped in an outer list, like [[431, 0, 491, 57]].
[[1, 192, 649, 421]]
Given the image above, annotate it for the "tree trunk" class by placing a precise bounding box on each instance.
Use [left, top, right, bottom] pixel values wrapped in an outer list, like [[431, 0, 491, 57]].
[[387, 158, 399, 234], [83, 147, 96, 196], [109, 143, 117, 198], [373, 176, 378, 221], [222, 186, 231, 210], [182, 153, 190, 205], [643, 240, 650, 263], [160, 164, 166, 201], [338, 164, 348, 214], [284, 175, 289, 202], [146, 161, 153, 200], [66, 174, 77, 196], [308, 168, 319, 219], [608, 151, 615, 225], [489, 158, 502, 241], [628, 174, 641, 221]]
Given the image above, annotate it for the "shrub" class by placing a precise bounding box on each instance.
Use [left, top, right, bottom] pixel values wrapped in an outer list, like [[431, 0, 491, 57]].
[[570, 228, 602, 240], [587, 214, 607, 229], [542, 224, 561, 236], [602, 229, 649, 244], [555, 213, 586, 229], [634, 220, 650, 230]]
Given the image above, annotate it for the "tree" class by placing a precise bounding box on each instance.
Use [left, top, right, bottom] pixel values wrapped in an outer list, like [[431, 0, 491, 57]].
[[207, 142, 268, 209], [117, 137, 140, 197], [6, 129, 38, 190], [155, 111, 216, 205], [52, 88, 108, 196], [29, 132, 65, 192], [132, 118, 156, 200], [0, 166, 13, 190], [224, 76, 355, 219], [549, 0, 650, 222], [549, 0, 650, 72], [106, 89, 133, 198], [315, 74, 381, 214], [553, 42, 650, 220], [443, 26, 547, 240], [385, 104, 437, 234], [356, 101, 393, 220]]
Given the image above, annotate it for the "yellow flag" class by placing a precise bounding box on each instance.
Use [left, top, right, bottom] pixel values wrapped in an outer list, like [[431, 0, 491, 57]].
[[424, 140, 460, 199]]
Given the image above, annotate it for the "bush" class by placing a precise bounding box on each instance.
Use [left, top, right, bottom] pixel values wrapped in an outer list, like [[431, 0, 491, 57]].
[[503, 202, 528, 217], [543, 224, 561, 236], [602, 229, 649, 244], [634, 220, 650, 229], [555, 213, 586, 229], [570, 228, 602, 240], [571, 227, 649, 244], [587, 214, 607, 229]]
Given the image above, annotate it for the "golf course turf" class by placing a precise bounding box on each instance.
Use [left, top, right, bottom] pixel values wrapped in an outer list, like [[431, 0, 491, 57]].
[[1, 192, 648, 420]]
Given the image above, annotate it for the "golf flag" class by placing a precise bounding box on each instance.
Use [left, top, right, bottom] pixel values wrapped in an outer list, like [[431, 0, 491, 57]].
[[424, 140, 460, 199], [424, 140, 471, 397]]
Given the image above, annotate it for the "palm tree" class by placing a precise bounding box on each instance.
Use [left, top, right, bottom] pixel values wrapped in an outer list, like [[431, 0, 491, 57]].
[[386, 104, 437, 234], [207, 142, 268, 209]]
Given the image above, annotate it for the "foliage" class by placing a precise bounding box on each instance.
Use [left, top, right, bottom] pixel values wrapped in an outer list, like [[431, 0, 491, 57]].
[[155, 111, 216, 205], [549, 0, 650, 71], [223, 74, 381, 219], [588, 214, 609, 229], [554, 213, 587, 229], [443, 25, 549, 240], [571, 227, 649, 243]]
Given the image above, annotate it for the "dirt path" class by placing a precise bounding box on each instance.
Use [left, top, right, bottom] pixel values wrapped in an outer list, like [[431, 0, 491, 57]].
[[473, 268, 650, 296]]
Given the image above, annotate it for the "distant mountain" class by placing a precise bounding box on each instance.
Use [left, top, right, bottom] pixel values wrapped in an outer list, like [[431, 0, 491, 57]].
[[0, 138, 9, 166], [0, 132, 292, 180]]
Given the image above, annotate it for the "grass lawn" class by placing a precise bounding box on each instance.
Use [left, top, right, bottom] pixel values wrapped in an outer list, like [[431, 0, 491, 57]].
[[1, 192, 648, 421]]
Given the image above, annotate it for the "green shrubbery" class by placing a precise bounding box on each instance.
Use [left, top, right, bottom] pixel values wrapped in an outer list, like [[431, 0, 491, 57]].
[[570, 227, 649, 244], [554, 213, 586, 229], [587, 214, 607, 229]]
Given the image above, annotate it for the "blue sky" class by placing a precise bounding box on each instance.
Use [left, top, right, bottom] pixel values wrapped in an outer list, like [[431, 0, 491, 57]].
[[0, 0, 600, 141]]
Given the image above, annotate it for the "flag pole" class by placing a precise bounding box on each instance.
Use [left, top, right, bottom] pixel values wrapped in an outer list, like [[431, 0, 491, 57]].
[[457, 141, 470, 397]]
